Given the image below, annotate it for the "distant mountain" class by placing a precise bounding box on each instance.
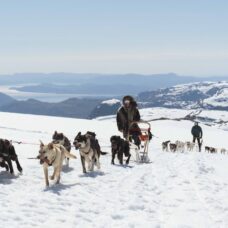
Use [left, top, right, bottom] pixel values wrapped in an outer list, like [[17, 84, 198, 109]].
[[1, 73, 228, 96], [89, 99, 121, 119], [0, 98, 101, 118], [138, 81, 228, 110], [90, 81, 228, 118], [0, 92, 15, 107], [1, 80, 228, 119], [11, 83, 143, 95]]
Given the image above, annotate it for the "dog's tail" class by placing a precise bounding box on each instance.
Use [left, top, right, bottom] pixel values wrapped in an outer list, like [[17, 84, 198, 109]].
[[59, 145, 77, 159], [65, 151, 77, 159], [100, 151, 108, 155]]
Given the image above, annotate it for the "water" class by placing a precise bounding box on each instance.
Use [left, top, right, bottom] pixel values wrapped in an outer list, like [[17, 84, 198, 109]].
[[0, 85, 115, 102]]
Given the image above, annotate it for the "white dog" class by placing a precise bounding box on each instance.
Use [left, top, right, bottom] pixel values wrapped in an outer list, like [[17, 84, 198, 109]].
[[186, 141, 195, 151], [38, 141, 77, 187], [175, 140, 185, 152]]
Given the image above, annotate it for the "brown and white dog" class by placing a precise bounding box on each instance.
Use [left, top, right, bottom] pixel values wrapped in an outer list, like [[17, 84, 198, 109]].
[[73, 132, 102, 173], [38, 141, 76, 187]]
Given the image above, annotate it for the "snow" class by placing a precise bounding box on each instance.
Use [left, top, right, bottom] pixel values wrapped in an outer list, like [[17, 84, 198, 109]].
[[101, 99, 120, 106], [96, 107, 228, 131], [204, 88, 228, 107], [153, 81, 228, 109], [1, 110, 228, 227], [169, 81, 228, 95]]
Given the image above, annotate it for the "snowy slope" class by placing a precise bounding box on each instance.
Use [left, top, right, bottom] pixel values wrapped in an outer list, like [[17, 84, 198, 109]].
[[97, 107, 228, 131], [89, 81, 228, 119], [1, 111, 228, 228]]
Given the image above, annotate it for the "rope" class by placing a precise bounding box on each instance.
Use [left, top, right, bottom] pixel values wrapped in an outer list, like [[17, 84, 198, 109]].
[[11, 140, 40, 146]]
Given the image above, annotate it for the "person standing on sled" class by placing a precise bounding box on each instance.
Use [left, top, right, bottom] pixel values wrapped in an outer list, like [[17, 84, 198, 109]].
[[116, 95, 141, 147], [191, 122, 203, 152]]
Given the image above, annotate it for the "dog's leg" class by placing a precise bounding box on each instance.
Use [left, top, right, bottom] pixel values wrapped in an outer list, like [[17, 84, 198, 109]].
[[88, 154, 95, 171], [126, 154, 131, 165], [65, 158, 69, 167], [15, 158, 23, 173], [50, 167, 57, 180], [4, 162, 9, 171], [6, 158, 14, 174], [43, 166, 49, 187], [118, 151, 123, 165], [111, 149, 115, 165], [81, 155, 86, 173], [5, 162, 9, 171], [0, 161, 9, 171], [56, 167, 61, 184], [96, 155, 101, 169], [90, 158, 95, 171]]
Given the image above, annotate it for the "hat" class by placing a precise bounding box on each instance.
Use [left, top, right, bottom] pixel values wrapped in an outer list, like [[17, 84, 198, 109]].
[[122, 95, 134, 104]]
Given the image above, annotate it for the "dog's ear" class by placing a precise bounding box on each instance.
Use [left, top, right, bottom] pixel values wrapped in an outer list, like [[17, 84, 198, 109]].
[[77, 132, 81, 137], [48, 143, 54, 150], [85, 133, 90, 139], [39, 140, 44, 148], [4, 140, 10, 147]]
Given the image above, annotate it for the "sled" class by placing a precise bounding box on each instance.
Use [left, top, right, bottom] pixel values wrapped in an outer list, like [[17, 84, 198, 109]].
[[127, 121, 151, 163]]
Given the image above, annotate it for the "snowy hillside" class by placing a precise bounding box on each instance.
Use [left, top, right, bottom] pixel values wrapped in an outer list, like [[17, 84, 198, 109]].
[[138, 81, 228, 110], [1, 111, 228, 227], [90, 81, 228, 119], [89, 99, 121, 119], [97, 107, 228, 131]]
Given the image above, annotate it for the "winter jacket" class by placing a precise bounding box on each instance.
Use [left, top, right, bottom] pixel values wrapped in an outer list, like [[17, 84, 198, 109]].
[[191, 125, 203, 138], [116, 106, 140, 134]]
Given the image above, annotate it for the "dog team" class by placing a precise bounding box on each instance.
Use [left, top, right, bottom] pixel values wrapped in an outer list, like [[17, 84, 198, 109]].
[[162, 123, 227, 154], [1, 96, 227, 186], [0, 96, 143, 186]]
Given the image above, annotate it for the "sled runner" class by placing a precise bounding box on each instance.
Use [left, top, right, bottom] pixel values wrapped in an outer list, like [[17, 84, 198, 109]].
[[127, 121, 152, 163]]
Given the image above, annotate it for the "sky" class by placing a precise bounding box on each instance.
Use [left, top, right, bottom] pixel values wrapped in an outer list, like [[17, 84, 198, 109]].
[[0, 0, 227, 76]]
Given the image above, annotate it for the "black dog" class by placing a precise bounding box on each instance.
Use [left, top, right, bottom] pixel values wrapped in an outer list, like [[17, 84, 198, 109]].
[[0, 139, 23, 174], [52, 131, 71, 151], [110, 136, 131, 165]]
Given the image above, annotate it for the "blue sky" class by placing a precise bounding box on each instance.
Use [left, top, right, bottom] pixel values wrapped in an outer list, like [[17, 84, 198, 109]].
[[0, 0, 227, 76]]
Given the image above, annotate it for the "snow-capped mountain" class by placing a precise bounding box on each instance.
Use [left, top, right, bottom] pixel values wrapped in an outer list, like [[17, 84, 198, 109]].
[[138, 81, 228, 110], [89, 99, 121, 119], [90, 81, 228, 118]]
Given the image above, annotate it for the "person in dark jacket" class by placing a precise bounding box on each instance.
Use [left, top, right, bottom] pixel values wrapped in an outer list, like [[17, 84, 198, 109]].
[[191, 122, 203, 152], [116, 96, 141, 146]]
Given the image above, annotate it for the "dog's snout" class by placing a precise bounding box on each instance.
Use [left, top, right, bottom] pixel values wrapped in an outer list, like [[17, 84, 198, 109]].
[[73, 141, 81, 149]]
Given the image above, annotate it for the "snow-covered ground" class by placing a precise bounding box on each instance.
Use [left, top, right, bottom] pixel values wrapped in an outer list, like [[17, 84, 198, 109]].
[[97, 107, 228, 131], [1, 110, 228, 228]]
